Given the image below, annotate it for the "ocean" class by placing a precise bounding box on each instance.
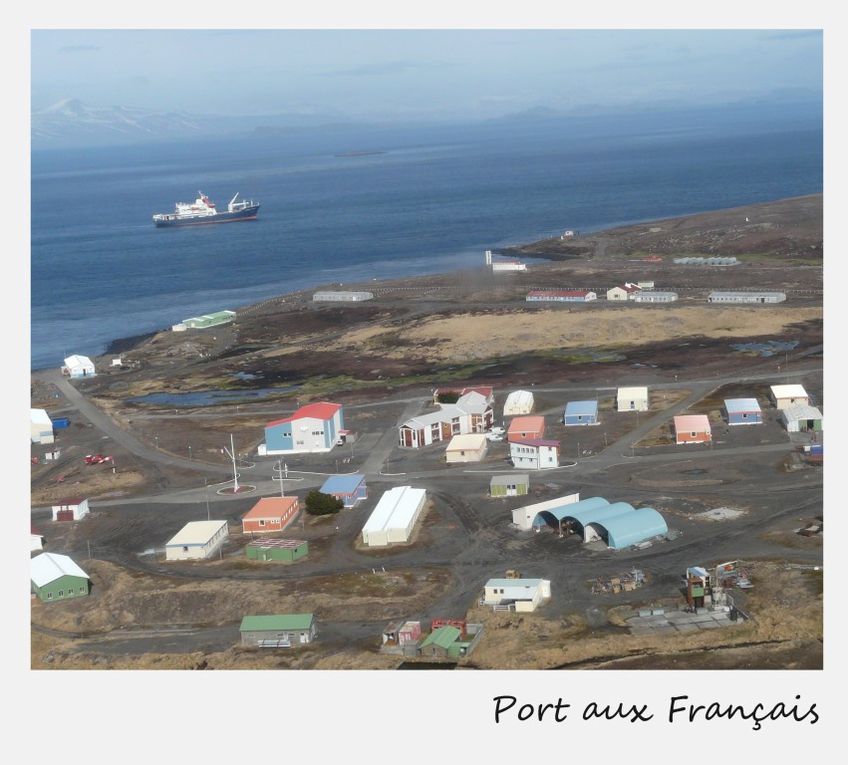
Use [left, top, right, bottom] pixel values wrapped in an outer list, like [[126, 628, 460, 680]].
[[30, 106, 822, 370]]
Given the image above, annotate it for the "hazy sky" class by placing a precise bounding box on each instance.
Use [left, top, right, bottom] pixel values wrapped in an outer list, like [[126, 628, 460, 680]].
[[31, 29, 823, 120]]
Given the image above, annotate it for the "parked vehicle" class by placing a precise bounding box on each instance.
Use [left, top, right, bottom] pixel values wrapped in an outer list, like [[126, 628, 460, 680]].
[[84, 454, 113, 465]]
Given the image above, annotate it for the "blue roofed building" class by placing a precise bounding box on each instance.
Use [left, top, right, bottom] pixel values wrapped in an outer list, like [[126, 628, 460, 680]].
[[563, 400, 599, 426], [319, 473, 367, 508]]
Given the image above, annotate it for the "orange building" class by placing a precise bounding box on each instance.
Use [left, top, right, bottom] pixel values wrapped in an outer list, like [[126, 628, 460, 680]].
[[673, 415, 712, 445], [507, 416, 546, 443], [242, 496, 300, 534]]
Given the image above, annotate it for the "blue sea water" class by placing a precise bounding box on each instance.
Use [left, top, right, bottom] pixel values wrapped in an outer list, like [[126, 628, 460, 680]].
[[30, 108, 822, 370]]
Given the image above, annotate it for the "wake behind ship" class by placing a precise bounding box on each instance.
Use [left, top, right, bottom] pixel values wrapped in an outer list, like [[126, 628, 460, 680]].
[[153, 192, 260, 227]]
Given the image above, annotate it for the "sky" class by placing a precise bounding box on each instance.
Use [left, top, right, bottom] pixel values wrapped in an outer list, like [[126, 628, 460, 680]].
[[31, 29, 823, 121]]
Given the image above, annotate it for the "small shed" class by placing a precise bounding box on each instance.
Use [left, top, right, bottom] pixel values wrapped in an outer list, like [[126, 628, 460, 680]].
[[240, 614, 317, 647], [418, 625, 462, 658], [31, 527, 44, 552], [490, 474, 530, 497], [165, 520, 229, 561], [770, 384, 809, 410], [63, 354, 96, 378], [781, 403, 823, 433], [563, 400, 599, 426], [320, 473, 367, 507], [617, 386, 649, 412], [31, 408, 54, 445], [445, 433, 489, 463], [507, 415, 546, 443], [31, 553, 90, 602], [245, 538, 309, 562], [725, 398, 763, 426], [674, 414, 712, 445], [241, 496, 300, 534], [51, 498, 90, 522], [503, 390, 535, 416]]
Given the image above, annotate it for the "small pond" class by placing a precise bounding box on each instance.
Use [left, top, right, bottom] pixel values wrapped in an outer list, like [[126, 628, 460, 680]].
[[128, 386, 298, 408]]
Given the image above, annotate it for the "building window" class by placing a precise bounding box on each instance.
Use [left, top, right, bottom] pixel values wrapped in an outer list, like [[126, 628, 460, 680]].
[[80, 586, 86, 593], [183, 546, 189, 552], [259, 519, 266, 526], [46, 592, 52, 600], [58, 590, 63, 597]]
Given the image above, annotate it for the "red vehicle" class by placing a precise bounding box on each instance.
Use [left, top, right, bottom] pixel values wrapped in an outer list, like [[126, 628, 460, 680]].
[[84, 454, 113, 465]]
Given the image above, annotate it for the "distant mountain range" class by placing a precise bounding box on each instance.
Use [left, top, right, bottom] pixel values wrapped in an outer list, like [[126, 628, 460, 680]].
[[31, 98, 348, 149]]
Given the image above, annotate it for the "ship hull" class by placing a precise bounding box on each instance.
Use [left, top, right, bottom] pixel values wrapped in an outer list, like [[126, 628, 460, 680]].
[[154, 204, 260, 228]]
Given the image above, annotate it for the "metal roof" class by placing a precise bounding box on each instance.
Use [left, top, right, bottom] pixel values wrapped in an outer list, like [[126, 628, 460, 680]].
[[446, 433, 488, 451], [30, 408, 52, 426], [242, 496, 298, 520], [596, 507, 668, 549], [532, 496, 610, 526], [362, 486, 426, 535], [266, 401, 342, 428], [485, 578, 545, 588], [64, 354, 93, 368], [511, 438, 560, 448], [320, 473, 366, 494], [564, 400, 598, 417], [246, 538, 307, 550], [673, 414, 711, 432], [166, 520, 227, 547], [31, 553, 89, 587], [781, 403, 823, 421], [770, 384, 808, 399], [490, 474, 529, 486], [240, 614, 314, 632], [709, 291, 785, 298], [419, 625, 461, 649], [504, 390, 534, 408], [617, 386, 648, 397], [508, 416, 545, 433], [724, 398, 762, 414]]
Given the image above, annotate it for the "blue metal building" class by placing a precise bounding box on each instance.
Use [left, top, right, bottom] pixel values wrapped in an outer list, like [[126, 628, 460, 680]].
[[563, 400, 599, 426], [724, 398, 763, 426], [319, 473, 368, 508]]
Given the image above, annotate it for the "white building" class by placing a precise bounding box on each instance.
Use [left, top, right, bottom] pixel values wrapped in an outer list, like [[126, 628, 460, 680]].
[[511, 493, 581, 530], [312, 291, 374, 302], [634, 291, 678, 303], [482, 578, 551, 612], [510, 439, 560, 470], [445, 433, 489, 463], [606, 283, 641, 301], [636, 281, 655, 289], [780, 403, 823, 433], [165, 520, 229, 561], [770, 384, 809, 410], [31, 530, 44, 552], [62, 354, 96, 378], [503, 390, 535, 416], [31, 408, 54, 445], [708, 291, 786, 304], [260, 402, 345, 455], [51, 499, 90, 522], [617, 386, 649, 412], [361, 486, 427, 547], [399, 392, 493, 448]]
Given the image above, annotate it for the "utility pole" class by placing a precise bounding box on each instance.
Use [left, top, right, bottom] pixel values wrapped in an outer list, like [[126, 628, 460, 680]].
[[188, 444, 192, 461], [204, 477, 210, 520], [276, 459, 285, 497], [222, 433, 239, 492]]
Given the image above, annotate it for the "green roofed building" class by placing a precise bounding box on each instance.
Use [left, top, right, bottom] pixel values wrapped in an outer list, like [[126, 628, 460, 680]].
[[245, 538, 309, 562], [175, 310, 236, 331], [418, 625, 462, 658], [240, 613, 317, 647]]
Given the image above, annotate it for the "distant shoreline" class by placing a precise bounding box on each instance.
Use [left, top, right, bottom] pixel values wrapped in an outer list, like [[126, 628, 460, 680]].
[[31, 192, 821, 374]]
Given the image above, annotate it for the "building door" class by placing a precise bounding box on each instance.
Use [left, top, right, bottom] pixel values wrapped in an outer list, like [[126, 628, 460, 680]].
[[56, 509, 74, 522]]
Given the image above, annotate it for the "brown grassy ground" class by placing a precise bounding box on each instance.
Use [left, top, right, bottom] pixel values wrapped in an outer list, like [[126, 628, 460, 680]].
[[462, 562, 821, 670], [321, 306, 821, 363], [30, 467, 146, 505], [31, 560, 453, 635]]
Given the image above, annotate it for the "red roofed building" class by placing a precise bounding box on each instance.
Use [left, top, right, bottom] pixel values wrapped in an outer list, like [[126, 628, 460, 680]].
[[433, 385, 495, 405], [507, 416, 546, 443], [242, 496, 301, 534], [673, 415, 712, 445], [259, 401, 345, 455]]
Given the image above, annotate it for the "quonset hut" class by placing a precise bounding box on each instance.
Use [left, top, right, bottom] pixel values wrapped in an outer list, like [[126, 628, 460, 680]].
[[527, 496, 668, 550]]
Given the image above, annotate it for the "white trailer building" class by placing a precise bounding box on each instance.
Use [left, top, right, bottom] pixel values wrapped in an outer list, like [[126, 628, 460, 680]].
[[312, 291, 374, 302], [361, 486, 427, 547], [503, 390, 535, 416], [634, 291, 678, 303], [617, 386, 649, 412], [165, 520, 229, 561], [445, 433, 489, 463], [511, 493, 581, 530], [31, 408, 54, 445], [482, 578, 551, 612], [708, 291, 786, 304]]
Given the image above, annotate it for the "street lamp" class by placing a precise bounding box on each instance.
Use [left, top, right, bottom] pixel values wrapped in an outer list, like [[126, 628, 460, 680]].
[[154, 434, 159, 450], [188, 445, 192, 461]]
